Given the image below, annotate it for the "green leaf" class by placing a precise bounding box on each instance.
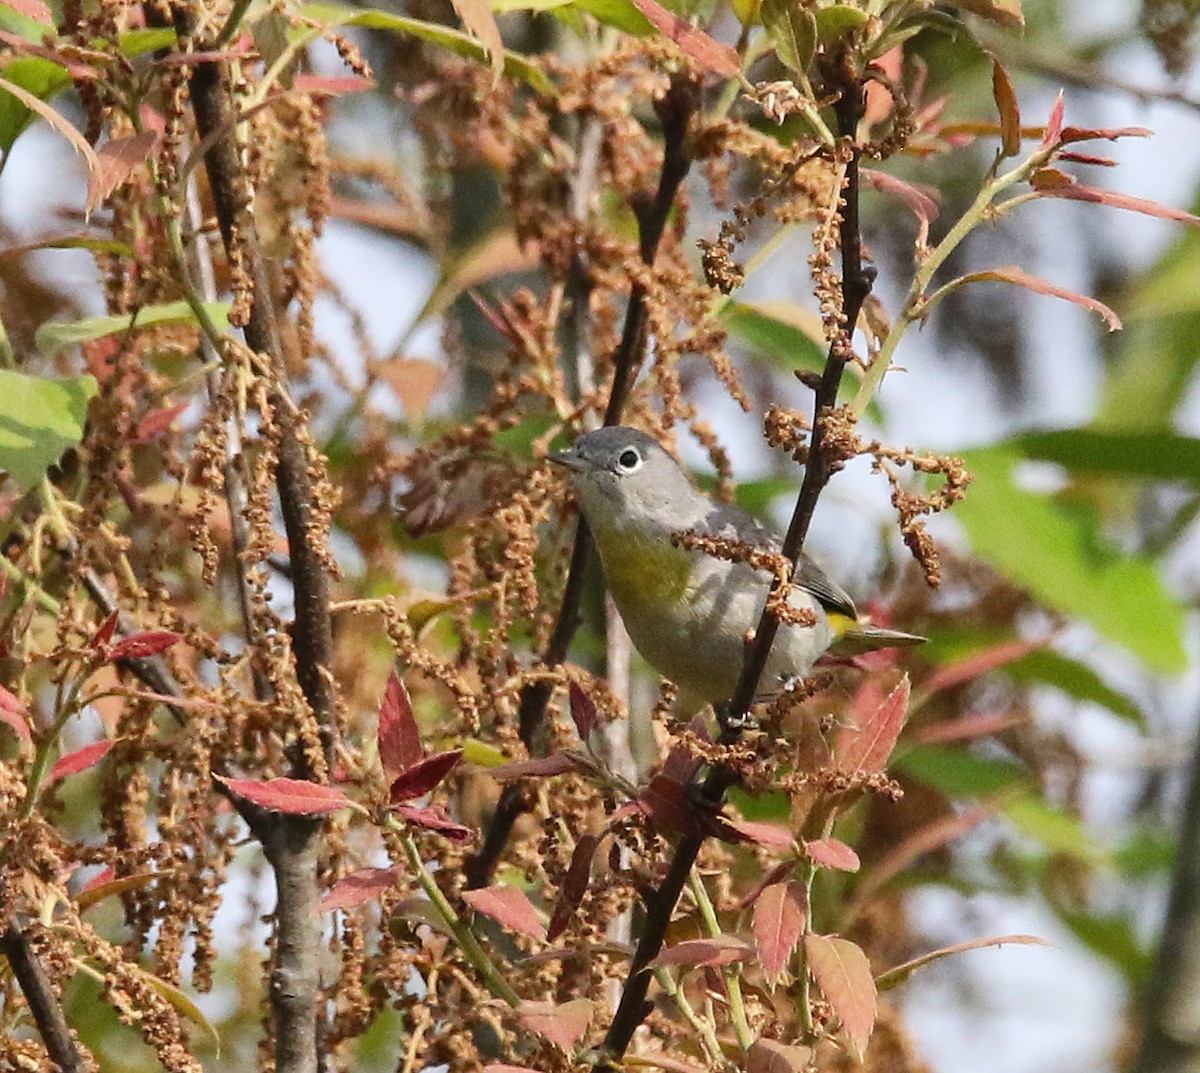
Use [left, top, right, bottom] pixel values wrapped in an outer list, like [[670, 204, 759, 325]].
[[1114, 826, 1174, 879], [0, 56, 73, 158], [492, 412, 557, 460], [760, 0, 815, 73], [1003, 796, 1105, 862], [721, 300, 826, 374], [0, 2, 51, 42], [895, 744, 1029, 798], [36, 300, 232, 355], [574, 0, 654, 33], [1010, 428, 1200, 483], [941, 0, 1023, 28], [300, 3, 554, 94], [118, 27, 178, 57], [1005, 649, 1143, 725], [955, 446, 1186, 673], [1050, 905, 1150, 985], [813, 3, 867, 43], [0, 371, 97, 491]]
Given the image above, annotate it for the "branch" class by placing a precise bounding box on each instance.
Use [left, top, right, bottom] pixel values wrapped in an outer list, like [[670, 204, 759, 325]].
[[171, 9, 338, 1073], [599, 64, 870, 1063], [1, 926, 88, 1073], [465, 75, 698, 889]]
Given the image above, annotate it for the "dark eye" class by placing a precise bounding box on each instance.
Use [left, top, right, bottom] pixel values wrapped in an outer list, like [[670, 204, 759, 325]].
[[617, 448, 641, 471]]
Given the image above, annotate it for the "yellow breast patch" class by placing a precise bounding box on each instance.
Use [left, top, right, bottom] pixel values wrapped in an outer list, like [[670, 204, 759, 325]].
[[595, 529, 693, 611]]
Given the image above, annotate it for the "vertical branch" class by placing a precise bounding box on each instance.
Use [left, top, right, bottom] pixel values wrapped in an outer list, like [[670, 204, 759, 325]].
[[465, 76, 698, 889], [600, 65, 870, 1063], [170, 10, 337, 1073], [0, 926, 87, 1073]]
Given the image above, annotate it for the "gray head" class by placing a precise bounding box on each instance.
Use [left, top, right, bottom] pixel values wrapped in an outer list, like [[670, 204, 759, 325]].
[[549, 427, 709, 534]]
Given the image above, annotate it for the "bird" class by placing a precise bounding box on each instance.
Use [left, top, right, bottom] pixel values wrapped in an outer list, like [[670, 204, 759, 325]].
[[549, 426, 924, 713]]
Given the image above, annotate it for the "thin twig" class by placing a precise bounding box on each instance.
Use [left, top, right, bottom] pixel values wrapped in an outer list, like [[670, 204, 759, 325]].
[[1, 926, 88, 1073], [465, 75, 698, 889]]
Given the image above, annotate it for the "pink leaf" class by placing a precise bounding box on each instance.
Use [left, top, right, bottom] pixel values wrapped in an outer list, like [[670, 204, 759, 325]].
[[861, 169, 939, 246], [378, 671, 422, 777], [626, 0, 740, 76], [1059, 125, 1152, 145], [3, 0, 52, 23], [805, 838, 861, 873], [922, 636, 1049, 694], [0, 684, 30, 743], [518, 998, 593, 1050], [392, 803, 474, 842], [86, 131, 160, 215], [51, 739, 115, 782], [388, 749, 463, 803], [804, 934, 877, 1062], [946, 266, 1122, 332], [1040, 91, 1064, 149], [293, 73, 375, 95], [484, 1066, 543, 1073], [319, 866, 403, 912], [916, 711, 1026, 745], [216, 775, 356, 815], [568, 680, 597, 740], [651, 936, 754, 968], [108, 630, 180, 662], [1036, 181, 1200, 227], [746, 1039, 813, 1073], [834, 676, 910, 775], [717, 817, 795, 849], [462, 885, 546, 940], [753, 882, 806, 983], [77, 868, 163, 911], [91, 611, 119, 650], [487, 753, 585, 779], [133, 403, 188, 444], [876, 934, 1047, 991], [548, 833, 599, 941]]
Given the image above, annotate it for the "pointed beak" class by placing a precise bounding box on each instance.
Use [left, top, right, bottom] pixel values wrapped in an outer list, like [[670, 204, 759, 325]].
[[548, 448, 586, 472]]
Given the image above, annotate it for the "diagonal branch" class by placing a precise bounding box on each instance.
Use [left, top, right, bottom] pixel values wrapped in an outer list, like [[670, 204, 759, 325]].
[[599, 65, 870, 1063], [1, 925, 88, 1073], [465, 75, 698, 889]]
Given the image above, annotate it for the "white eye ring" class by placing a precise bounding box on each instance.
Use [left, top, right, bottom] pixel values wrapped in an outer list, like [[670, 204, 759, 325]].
[[616, 448, 642, 472]]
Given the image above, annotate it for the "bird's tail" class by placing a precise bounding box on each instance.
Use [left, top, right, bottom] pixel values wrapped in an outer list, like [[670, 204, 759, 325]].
[[826, 612, 926, 657]]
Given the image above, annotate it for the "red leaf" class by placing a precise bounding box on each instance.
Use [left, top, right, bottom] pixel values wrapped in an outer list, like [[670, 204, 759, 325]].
[[804, 934, 877, 1061], [834, 676, 910, 775], [392, 803, 474, 842], [1037, 181, 1200, 227], [518, 999, 593, 1050], [638, 774, 700, 836], [0, 683, 30, 743], [133, 403, 188, 444], [86, 132, 160, 215], [651, 936, 754, 968], [293, 73, 375, 95], [3, 0, 52, 23], [378, 671, 422, 778], [568, 680, 597, 740], [917, 710, 1026, 744], [1059, 125, 1151, 145], [92, 611, 119, 650], [108, 631, 180, 662], [746, 1039, 813, 1073], [625, 0, 740, 76], [945, 266, 1122, 332], [0, 707, 32, 743], [388, 749, 463, 803], [487, 753, 583, 779], [1040, 91, 1064, 149], [805, 838, 861, 873], [1057, 151, 1117, 167], [861, 169, 939, 246], [753, 882, 806, 983], [80, 865, 115, 894], [51, 739, 115, 782], [77, 868, 165, 911], [319, 866, 403, 912], [716, 817, 795, 849], [991, 61, 1021, 158], [548, 833, 599, 941], [923, 636, 1048, 694], [876, 934, 1047, 991], [216, 775, 356, 815], [462, 885, 546, 940]]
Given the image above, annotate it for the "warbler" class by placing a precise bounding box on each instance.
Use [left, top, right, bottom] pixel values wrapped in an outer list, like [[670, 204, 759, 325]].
[[550, 426, 924, 712]]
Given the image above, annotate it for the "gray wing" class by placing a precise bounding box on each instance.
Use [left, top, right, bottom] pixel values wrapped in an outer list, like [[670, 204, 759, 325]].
[[701, 503, 859, 620]]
